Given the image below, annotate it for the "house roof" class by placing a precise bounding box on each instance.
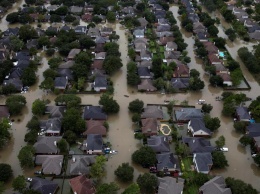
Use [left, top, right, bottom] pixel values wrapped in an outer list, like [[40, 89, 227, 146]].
[[135, 42, 146, 51], [158, 36, 175, 45], [81, 134, 103, 151], [70, 6, 83, 13], [138, 66, 152, 77], [139, 60, 152, 68], [141, 118, 159, 134], [59, 60, 75, 69], [156, 31, 173, 38], [199, 176, 232, 194], [57, 68, 73, 80], [0, 106, 9, 119], [193, 152, 213, 172], [134, 38, 148, 45], [133, 29, 144, 37], [164, 51, 181, 59], [189, 118, 212, 136], [247, 123, 260, 138], [171, 77, 190, 89], [54, 77, 68, 89], [137, 17, 148, 27], [182, 137, 214, 153], [138, 79, 157, 91], [95, 52, 106, 59], [156, 152, 180, 171], [3, 78, 23, 91], [249, 31, 260, 40], [45, 106, 66, 118], [69, 155, 96, 175], [40, 118, 62, 134], [8, 68, 23, 79], [175, 108, 203, 121], [93, 76, 107, 88], [95, 36, 109, 44], [16, 59, 30, 69], [141, 106, 163, 119], [60, 25, 71, 31], [35, 155, 63, 175], [203, 42, 218, 54], [83, 120, 107, 136], [158, 177, 184, 194], [92, 59, 104, 70], [67, 49, 81, 59], [69, 175, 95, 194], [147, 136, 170, 153], [236, 106, 250, 120], [30, 177, 58, 194], [166, 41, 178, 50], [83, 106, 107, 120], [14, 51, 30, 60], [34, 136, 62, 154], [95, 43, 104, 53], [87, 27, 100, 37], [173, 64, 189, 77], [157, 25, 171, 32]]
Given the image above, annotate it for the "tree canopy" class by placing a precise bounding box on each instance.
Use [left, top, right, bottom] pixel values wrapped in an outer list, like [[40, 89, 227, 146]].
[[18, 145, 35, 168], [204, 115, 221, 132], [32, 99, 46, 116], [212, 151, 228, 169], [132, 146, 156, 167], [114, 163, 134, 182], [96, 182, 119, 194], [0, 163, 12, 182], [0, 118, 11, 149], [55, 94, 81, 108], [128, 99, 144, 113], [12, 175, 26, 193], [137, 173, 158, 194], [6, 95, 27, 115], [62, 108, 85, 134], [103, 56, 123, 75], [225, 177, 258, 194], [122, 183, 141, 194], [99, 93, 120, 114], [90, 155, 107, 179]]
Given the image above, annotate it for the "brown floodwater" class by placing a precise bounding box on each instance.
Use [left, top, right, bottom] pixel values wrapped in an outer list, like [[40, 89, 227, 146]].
[[1, 1, 260, 193]]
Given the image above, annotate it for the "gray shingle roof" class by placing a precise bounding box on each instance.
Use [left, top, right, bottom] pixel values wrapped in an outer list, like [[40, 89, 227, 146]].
[[34, 136, 62, 154], [158, 177, 184, 194], [156, 152, 180, 171], [69, 155, 96, 175], [199, 176, 232, 194], [81, 134, 103, 151], [182, 137, 214, 153], [175, 108, 203, 121], [189, 118, 212, 136], [247, 123, 260, 138], [141, 106, 163, 119], [193, 152, 212, 173], [30, 177, 58, 194], [236, 106, 250, 120], [148, 136, 170, 153], [82, 106, 107, 120]]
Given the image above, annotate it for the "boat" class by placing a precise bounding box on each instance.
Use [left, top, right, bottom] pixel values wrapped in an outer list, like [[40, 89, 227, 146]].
[[124, 95, 129, 97]]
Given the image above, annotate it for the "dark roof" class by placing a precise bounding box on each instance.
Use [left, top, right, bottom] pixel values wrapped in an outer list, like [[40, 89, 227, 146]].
[[148, 136, 170, 153], [171, 78, 190, 89], [82, 134, 103, 151], [93, 76, 107, 88], [40, 118, 62, 134], [199, 176, 232, 194], [141, 118, 159, 135], [138, 67, 152, 77], [247, 123, 260, 138], [3, 78, 22, 91], [175, 108, 203, 121], [15, 59, 30, 69], [30, 177, 58, 194], [182, 137, 214, 153], [193, 152, 212, 172], [8, 68, 23, 79], [156, 152, 180, 171], [0, 106, 9, 119], [82, 106, 107, 120], [3, 27, 19, 36], [141, 106, 163, 119], [57, 68, 73, 80], [35, 155, 63, 175], [69, 155, 96, 175], [54, 77, 68, 89], [45, 106, 66, 118], [83, 120, 106, 136], [158, 177, 184, 194], [236, 106, 250, 120], [33, 136, 62, 154], [189, 118, 212, 136], [69, 175, 95, 194], [14, 51, 30, 60]]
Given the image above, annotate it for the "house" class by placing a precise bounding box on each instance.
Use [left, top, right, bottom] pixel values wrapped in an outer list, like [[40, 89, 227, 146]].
[[67, 49, 81, 60], [140, 50, 152, 60], [35, 155, 63, 175], [253, 136, 260, 153], [82, 106, 107, 120], [141, 106, 164, 120], [147, 136, 170, 153], [135, 42, 146, 52], [196, 31, 208, 42], [164, 51, 181, 60], [138, 66, 153, 79], [59, 61, 75, 69], [95, 52, 106, 60], [15, 59, 30, 69], [175, 108, 203, 123], [133, 29, 145, 38], [182, 137, 214, 154], [91, 59, 104, 70], [158, 18, 169, 25], [208, 54, 222, 65], [33, 136, 62, 154], [30, 177, 58, 194], [188, 118, 212, 137], [45, 106, 66, 118], [157, 177, 184, 194], [85, 5, 94, 12], [100, 27, 113, 37], [60, 25, 71, 32], [171, 77, 190, 90], [69, 155, 96, 175], [26, 39, 38, 50], [80, 134, 103, 155], [14, 51, 30, 61], [54, 77, 68, 90], [138, 60, 152, 68], [87, 27, 100, 38], [217, 72, 232, 86], [249, 31, 260, 40], [70, 6, 83, 15], [95, 36, 109, 44], [158, 36, 175, 46], [199, 176, 232, 194], [193, 153, 213, 174], [235, 106, 251, 121], [57, 68, 73, 81], [0, 106, 10, 119], [40, 118, 62, 136], [134, 38, 149, 45], [74, 26, 87, 35], [6, 68, 23, 79], [46, 26, 59, 34], [214, 64, 229, 74], [94, 43, 104, 54], [173, 64, 189, 78], [156, 152, 180, 173], [92, 76, 107, 92], [247, 123, 260, 138], [3, 27, 19, 36], [156, 25, 171, 32], [138, 79, 157, 91], [81, 13, 93, 22], [69, 175, 95, 194], [141, 118, 160, 136], [46, 5, 59, 12], [165, 42, 178, 51], [203, 42, 219, 55], [137, 18, 148, 28], [122, 6, 135, 14], [3, 79, 23, 91], [83, 120, 107, 136], [193, 22, 206, 34]]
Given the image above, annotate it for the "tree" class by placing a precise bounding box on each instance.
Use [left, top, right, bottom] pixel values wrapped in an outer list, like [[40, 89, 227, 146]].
[[72, 63, 89, 81], [106, 11, 116, 22], [63, 130, 77, 145], [21, 67, 37, 86], [48, 57, 62, 69], [132, 146, 156, 167], [18, 145, 35, 168], [213, 37, 226, 48], [230, 69, 243, 86], [122, 183, 140, 194], [62, 108, 85, 134], [99, 93, 120, 114], [128, 99, 144, 113], [239, 135, 252, 146], [208, 25, 219, 37], [39, 77, 54, 91], [233, 121, 247, 133], [209, 75, 223, 86], [43, 69, 57, 79], [32, 99, 45, 116], [152, 56, 163, 78], [0, 118, 11, 149], [0, 182, 5, 194], [18, 25, 37, 41], [190, 69, 200, 77], [50, 14, 62, 23], [153, 77, 165, 90], [10, 36, 24, 52], [55, 6, 68, 15], [215, 135, 225, 148], [38, 36, 50, 48], [57, 138, 68, 153], [114, 163, 134, 182], [132, 113, 141, 123], [204, 115, 221, 132], [96, 182, 119, 194], [137, 173, 158, 194], [24, 130, 38, 144], [25, 0, 36, 4], [55, 94, 81, 108], [26, 116, 40, 130], [189, 77, 205, 90], [225, 177, 258, 194], [193, 173, 210, 187], [103, 56, 123, 74], [176, 143, 190, 157], [46, 48, 55, 56], [202, 104, 213, 113], [12, 175, 26, 193], [0, 163, 12, 182], [104, 42, 120, 56], [6, 95, 27, 115], [136, 3, 145, 11], [6, 12, 19, 23], [64, 15, 76, 22], [79, 36, 96, 49], [90, 155, 106, 179], [225, 28, 237, 41], [212, 151, 228, 168]]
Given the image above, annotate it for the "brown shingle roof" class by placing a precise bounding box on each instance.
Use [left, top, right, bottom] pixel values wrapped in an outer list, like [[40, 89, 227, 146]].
[[83, 120, 107, 136], [69, 175, 95, 194]]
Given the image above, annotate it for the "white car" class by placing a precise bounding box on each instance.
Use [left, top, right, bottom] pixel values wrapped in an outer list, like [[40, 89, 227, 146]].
[[220, 147, 228, 152]]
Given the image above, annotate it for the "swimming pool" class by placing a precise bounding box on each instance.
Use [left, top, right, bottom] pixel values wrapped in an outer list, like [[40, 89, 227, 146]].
[[219, 51, 225, 58]]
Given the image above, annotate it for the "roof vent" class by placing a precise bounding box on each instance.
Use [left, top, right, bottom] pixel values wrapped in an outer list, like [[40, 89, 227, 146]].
[[54, 141, 57, 146], [193, 140, 195, 143], [72, 157, 76, 163]]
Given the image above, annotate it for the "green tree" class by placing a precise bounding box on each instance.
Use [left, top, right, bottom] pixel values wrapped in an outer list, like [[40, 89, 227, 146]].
[[204, 115, 221, 132], [136, 3, 145, 11], [215, 135, 225, 148], [225, 177, 258, 194], [202, 104, 213, 113], [128, 99, 144, 113], [57, 138, 68, 154], [26, 116, 40, 130], [48, 57, 62, 69], [103, 56, 123, 74], [0, 182, 5, 194], [114, 163, 134, 182], [209, 75, 223, 86], [63, 130, 77, 145], [239, 135, 252, 146], [230, 69, 243, 86], [55, 5, 68, 15], [12, 175, 26, 193], [137, 173, 158, 194], [0, 118, 11, 149], [212, 151, 228, 168], [38, 36, 50, 48], [96, 182, 119, 194], [153, 77, 165, 90], [189, 77, 205, 90], [128, 48, 136, 60], [18, 25, 37, 41], [213, 37, 226, 48], [25, 0, 36, 4], [104, 42, 120, 56], [99, 93, 120, 114], [62, 108, 85, 134], [10, 36, 24, 52], [6, 12, 19, 23], [190, 69, 200, 77], [6, 95, 27, 115], [132, 113, 141, 123], [233, 121, 247, 133], [21, 68, 37, 86], [2, 84, 18, 95], [79, 36, 96, 49], [90, 155, 106, 179], [122, 183, 140, 194], [24, 130, 38, 144], [225, 28, 237, 41], [55, 94, 81, 108], [193, 173, 210, 187], [106, 11, 116, 22], [208, 25, 219, 37], [43, 69, 57, 79], [176, 142, 190, 157], [32, 99, 45, 116], [39, 77, 54, 91], [132, 146, 156, 167], [18, 145, 35, 168], [0, 163, 12, 182]]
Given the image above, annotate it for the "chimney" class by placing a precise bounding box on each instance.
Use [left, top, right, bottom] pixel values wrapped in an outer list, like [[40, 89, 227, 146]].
[[193, 140, 195, 143], [54, 141, 57, 146]]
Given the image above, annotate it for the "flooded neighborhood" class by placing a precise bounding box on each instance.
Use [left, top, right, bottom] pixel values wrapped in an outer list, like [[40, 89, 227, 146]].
[[0, 0, 260, 194]]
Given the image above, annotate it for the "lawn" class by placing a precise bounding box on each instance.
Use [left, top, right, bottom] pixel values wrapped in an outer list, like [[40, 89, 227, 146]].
[[182, 157, 193, 171], [159, 46, 165, 52], [183, 184, 199, 194]]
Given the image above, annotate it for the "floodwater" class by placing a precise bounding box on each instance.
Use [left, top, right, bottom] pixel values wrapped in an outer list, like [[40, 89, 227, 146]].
[[0, 1, 260, 193]]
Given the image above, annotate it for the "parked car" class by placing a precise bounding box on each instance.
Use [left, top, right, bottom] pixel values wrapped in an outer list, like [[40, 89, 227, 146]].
[[34, 171, 42, 175], [26, 177, 32, 182], [134, 129, 142, 134], [150, 166, 157, 173], [215, 147, 228, 152]]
